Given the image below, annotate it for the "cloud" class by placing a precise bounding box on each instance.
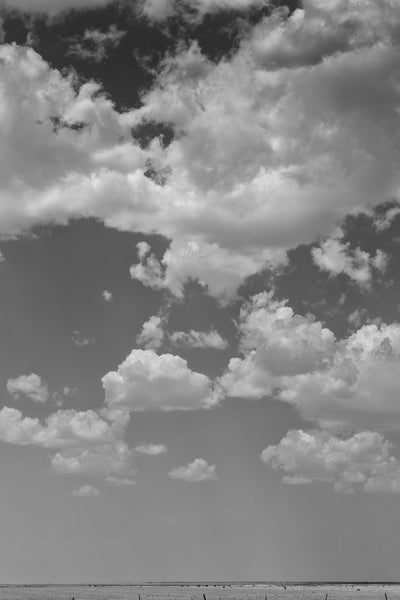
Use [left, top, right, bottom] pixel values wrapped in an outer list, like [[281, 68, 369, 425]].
[[312, 229, 388, 285], [170, 329, 228, 350], [0, 406, 123, 448], [220, 293, 400, 432], [7, 373, 49, 403], [139, 0, 267, 22], [219, 292, 335, 399], [168, 458, 217, 482], [262, 429, 400, 493], [72, 330, 95, 347], [102, 289, 113, 302], [72, 484, 100, 497], [66, 26, 126, 63], [102, 349, 220, 411], [1, 0, 400, 299], [136, 315, 166, 350], [52, 441, 134, 482], [135, 443, 167, 455]]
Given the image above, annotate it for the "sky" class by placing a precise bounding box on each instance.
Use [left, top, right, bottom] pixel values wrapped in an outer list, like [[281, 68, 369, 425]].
[[1, 0, 400, 584]]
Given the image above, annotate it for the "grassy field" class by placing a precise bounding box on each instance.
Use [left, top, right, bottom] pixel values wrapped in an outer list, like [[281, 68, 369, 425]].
[[0, 584, 398, 600]]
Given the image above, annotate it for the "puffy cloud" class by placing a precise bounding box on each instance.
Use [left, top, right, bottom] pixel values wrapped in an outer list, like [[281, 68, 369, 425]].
[[102, 349, 219, 411], [7, 373, 49, 403], [221, 293, 400, 431], [168, 458, 217, 482], [220, 292, 335, 399], [262, 429, 400, 493], [135, 443, 167, 455], [0, 407, 122, 448], [102, 289, 113, 302], [170, 329, 228, 350], [72, 484, 100, 497], [136, 315, 166, 350], [312, 229, 388, 285]]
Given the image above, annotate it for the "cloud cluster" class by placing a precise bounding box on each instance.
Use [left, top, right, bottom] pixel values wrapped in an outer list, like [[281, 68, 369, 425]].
[[0, 1, 399, 298], [136, 311, 228, 351], [221, 293, 400, 432], [168, 458, 217, 482], [262, 429, 400, 493]]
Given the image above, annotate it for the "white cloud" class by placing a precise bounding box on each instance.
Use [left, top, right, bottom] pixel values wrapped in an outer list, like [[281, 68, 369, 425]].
[[136, 315, 165, 350], [312, 229, 388, 285], [262, 429, 400, 493], [0, 1, 399, 300], [102, 349, 220, 411], [220, 292, 335, 399], [7, 373, 49, 403], [102, 289, 113, 302], [0, 406, 123, 448], [168, 458, 217, 482], [135, 443, 167, 455], [220, 293, 400, 432], [170, 329, 228, 350], [72, 484, 100, 497]]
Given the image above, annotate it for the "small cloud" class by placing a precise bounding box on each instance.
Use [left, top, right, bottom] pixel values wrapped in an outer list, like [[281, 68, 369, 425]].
[[66, 25, 126, 63], [72, 330, 95, 347], [168, 458, 217, 482], [72, 484, 100, 498], [0, 251, 5, 262], [135, 443, 167, 455], [7, 373, 49, 403], [102, 289, 113, 302], [170, 329, 228, 350], [106, 476, 136, 487]]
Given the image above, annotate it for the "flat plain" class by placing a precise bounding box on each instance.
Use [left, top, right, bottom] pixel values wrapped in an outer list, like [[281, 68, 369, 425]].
[[0, 584, 398, 600]]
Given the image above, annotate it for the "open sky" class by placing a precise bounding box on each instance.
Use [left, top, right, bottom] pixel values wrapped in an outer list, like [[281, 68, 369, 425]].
[[1, 0, 400, 584]]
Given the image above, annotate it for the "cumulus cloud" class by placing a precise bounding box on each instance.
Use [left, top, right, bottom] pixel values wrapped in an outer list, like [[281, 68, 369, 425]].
[[170, 329, 228, 350], [136, 315, 166, 350], [220, 293, 400, 432], [262, 429, 400, 493], [220, 292, 335, 399], [0, 0, 399, 299], [72, 484, 100, 497], [135, 443, 167, 455], [7, 373, 49, 403], [0, 406, 123, 448], [102, 348, 219, 411], [312, 229, 388, 285], [168, 458, 217, 482]]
